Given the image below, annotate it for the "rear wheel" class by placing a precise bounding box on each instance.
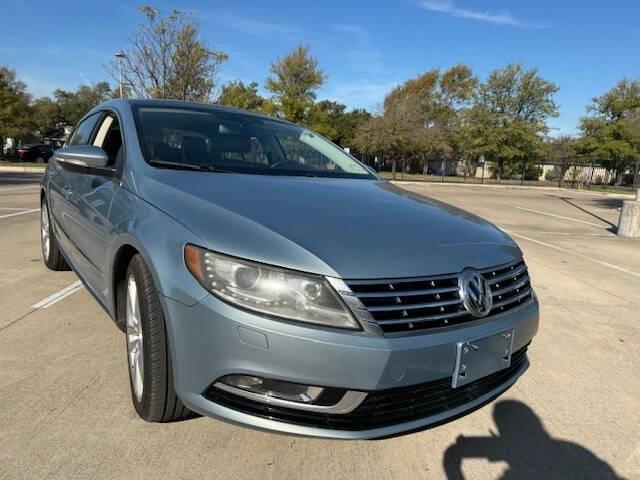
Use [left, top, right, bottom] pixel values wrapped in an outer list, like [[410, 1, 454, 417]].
[[35, 156, 45, 163], [41, 198, 69, 271], [124, 254, 191, 422]]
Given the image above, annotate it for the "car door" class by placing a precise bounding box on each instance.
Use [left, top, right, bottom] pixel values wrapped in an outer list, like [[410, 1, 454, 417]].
[[62, 111, 125, 303]]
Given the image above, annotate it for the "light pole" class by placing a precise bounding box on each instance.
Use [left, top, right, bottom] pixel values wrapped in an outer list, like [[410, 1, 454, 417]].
[[115, 51, 126, 98]]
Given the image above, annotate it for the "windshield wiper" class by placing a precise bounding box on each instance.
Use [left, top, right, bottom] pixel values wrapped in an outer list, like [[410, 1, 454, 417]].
[[148, 160, 233, 173]]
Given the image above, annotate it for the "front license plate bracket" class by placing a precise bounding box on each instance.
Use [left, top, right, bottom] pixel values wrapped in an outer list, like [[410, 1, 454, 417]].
[[452, 329, 515, 388]]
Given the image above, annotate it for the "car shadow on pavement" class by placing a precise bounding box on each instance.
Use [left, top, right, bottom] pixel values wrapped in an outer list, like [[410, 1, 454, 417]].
[[442, 400, 623, 479]]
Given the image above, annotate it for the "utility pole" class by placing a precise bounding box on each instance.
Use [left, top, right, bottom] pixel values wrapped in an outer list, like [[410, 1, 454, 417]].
[[115, 51, 126, 98]]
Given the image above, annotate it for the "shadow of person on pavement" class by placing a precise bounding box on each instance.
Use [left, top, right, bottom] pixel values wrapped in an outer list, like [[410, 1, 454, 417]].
[[442, 400, 623, 480]]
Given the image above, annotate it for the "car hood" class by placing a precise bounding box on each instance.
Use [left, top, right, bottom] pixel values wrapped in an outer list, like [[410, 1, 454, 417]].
[[138, 172, 521, 279]]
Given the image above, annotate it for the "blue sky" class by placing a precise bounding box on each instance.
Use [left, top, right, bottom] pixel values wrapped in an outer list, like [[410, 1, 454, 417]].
[[2, 0, 640, 135]]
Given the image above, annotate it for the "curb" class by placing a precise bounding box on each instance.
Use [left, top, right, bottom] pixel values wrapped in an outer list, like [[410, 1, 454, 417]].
[[0, 165, 46, 173], [390, 180, 635, 198]]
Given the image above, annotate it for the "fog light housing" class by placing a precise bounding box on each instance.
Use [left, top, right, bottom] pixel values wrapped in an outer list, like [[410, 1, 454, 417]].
[[210, 375, 368, 414], [218, 375, 324, 404]]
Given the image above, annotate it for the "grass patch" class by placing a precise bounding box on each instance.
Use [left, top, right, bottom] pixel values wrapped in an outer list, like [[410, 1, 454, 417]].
[[380, 171, 636, 193]]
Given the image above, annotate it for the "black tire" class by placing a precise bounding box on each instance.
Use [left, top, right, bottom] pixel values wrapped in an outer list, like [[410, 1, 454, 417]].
[[124, 254, 192, 422], [35, 156, 45, 164], [41, 197, 70, 271]]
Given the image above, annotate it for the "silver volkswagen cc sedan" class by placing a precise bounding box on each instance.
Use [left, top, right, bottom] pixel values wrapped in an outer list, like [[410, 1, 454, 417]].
[[40, 99, 538, 439]]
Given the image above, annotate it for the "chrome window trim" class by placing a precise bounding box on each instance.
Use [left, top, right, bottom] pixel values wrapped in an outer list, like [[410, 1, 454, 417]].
[[212, 382, 368, 414]]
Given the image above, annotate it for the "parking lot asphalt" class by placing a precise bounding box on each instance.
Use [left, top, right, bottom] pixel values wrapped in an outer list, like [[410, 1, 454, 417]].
[[0, 173, 638, 480]]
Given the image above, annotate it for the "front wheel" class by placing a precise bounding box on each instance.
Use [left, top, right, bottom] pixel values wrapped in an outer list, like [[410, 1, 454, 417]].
[[124, 254, 192, 422], [41, 198, 69, 271]]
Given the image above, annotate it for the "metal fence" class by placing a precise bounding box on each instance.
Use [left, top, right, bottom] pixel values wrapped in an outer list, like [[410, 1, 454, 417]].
[[357, 156, 640, 193]]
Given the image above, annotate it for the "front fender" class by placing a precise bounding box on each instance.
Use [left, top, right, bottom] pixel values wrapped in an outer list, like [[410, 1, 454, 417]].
[[106, 187, 208, 316]]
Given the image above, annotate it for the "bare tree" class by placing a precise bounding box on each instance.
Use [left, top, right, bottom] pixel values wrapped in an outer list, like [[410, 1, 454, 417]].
[[109, 6, 228, 102]]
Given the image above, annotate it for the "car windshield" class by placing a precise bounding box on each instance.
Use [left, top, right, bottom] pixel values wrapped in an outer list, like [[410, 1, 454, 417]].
[[132, 105, 374, 179]]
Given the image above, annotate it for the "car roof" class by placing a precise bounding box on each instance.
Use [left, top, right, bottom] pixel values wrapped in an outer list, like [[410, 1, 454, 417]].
[[99, 98, 296, 127]]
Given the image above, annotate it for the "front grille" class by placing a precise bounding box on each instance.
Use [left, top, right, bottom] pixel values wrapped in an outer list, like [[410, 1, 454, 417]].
[[345, 260, 533, 334], [203, 346, 528, 431]]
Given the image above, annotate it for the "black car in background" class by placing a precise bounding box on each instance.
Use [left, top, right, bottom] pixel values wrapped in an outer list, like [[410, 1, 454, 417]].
[[16, 144, 54, 162]]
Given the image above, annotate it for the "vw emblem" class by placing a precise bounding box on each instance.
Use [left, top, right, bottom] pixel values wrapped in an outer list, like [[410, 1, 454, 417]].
[[459, 269, 493, 317]]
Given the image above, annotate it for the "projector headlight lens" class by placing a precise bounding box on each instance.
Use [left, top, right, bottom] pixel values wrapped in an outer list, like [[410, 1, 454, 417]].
[[184, 245, 360, 330]]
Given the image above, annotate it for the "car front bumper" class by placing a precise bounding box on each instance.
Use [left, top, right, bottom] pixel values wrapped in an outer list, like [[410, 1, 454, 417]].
[[162, 293, 538, 439]]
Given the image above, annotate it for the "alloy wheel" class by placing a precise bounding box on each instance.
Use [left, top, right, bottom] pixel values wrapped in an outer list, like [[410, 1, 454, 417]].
[[126, 275, 144, 402], [41, 203, 50, 261]]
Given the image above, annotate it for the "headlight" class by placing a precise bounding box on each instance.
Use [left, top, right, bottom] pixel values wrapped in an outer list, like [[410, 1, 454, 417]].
[[184, 245, 360, 330]]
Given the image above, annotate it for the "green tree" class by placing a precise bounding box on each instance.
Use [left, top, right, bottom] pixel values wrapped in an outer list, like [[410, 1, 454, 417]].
[[265, 45, 326, 123], [384, 64, 477, 136], [354, 110, 415, 176], [545, 134, 577, 161], [458, 63, 559, 179], [540, 135, 578, 181], [305, 100, 371, 146], [110, 6, 228, 101], [576, 79, 640, 183], [0, 66, 33, 159], [217, 80, 267, 112], [628, 107, 640, 151], [32, 82, 114, 134], [342, 108, 372, 145], [31, 97, 61, 136], [55, 82, 113, 125], [355, 64, 477, 174], [629, 108, 640, 183]]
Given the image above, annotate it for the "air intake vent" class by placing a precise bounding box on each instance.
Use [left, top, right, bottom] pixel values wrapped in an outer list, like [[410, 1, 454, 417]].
[[203, 345, 529, 431]]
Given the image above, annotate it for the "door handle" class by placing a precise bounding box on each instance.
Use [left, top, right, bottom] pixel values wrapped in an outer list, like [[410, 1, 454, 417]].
[[62, 185, 73, 197]]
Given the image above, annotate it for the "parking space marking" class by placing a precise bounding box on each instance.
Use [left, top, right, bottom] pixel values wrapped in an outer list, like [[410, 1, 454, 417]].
[[513, 206, 605, 227], [513, 230, 616, 237], [502, 229, 640, 279], [0, 208, 39, 220], [0, 185, 40, 192], [0, 207, 33, 211], [31, 281, 83, 309]]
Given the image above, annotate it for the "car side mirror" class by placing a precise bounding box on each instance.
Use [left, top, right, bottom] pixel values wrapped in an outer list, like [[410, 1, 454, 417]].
[[55, 145, 110, 169]]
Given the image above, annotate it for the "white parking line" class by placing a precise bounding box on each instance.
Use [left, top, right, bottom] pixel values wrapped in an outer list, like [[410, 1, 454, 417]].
[[502, 229, 640, 279], [31, 281, 84, 309], [0, 208, 39, 220], [0, 207, 33, 211], [513, 230, 616, 237], [513, 206, 605, 227], [0, 185, 40, 192]]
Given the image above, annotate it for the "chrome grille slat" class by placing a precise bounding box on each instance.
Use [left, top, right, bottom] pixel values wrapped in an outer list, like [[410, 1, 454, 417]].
[[346, 274, 458, 286], [492, 287, 533, 309], [342, 259, 532, 334], [492, 276, 531, 296], [353, 286, 459, 298], [366, 298, 463, 313], [375, 310, 469, 325], [487, 264, 527, 284]]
